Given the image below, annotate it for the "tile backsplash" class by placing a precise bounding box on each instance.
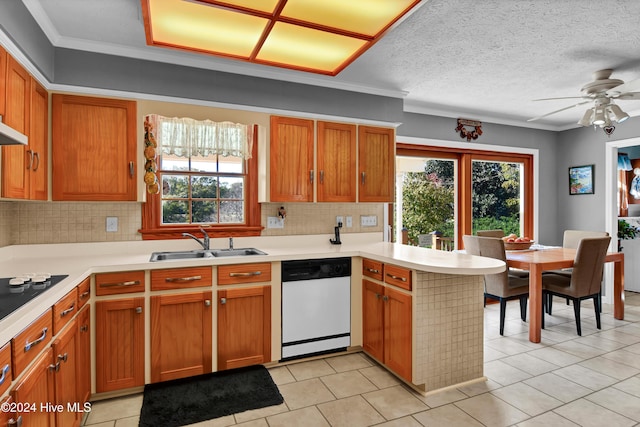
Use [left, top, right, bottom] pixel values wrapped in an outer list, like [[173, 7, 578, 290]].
[[0, 201, 385, 246]]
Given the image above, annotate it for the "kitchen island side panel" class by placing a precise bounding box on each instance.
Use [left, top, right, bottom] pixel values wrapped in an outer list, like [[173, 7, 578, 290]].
[[414, 272, 484, 392]]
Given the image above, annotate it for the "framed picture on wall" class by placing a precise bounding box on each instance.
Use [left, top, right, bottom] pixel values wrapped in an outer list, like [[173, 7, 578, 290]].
[[569, 164, 594, 195]]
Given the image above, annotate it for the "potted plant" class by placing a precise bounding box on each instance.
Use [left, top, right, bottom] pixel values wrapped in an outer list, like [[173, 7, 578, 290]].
[[618, 219, 640, 251]]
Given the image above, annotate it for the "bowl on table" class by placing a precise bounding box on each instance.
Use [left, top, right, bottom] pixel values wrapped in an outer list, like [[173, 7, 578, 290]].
[[503, 240, 534, 251]]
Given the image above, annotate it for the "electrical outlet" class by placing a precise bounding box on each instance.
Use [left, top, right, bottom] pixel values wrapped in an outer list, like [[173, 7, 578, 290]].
[[336, 216, 344, 226], [267, 216, 284, 229], [106, 216, 118, 232], [345, 216, 353, 228], [360, 215, 377, 227]]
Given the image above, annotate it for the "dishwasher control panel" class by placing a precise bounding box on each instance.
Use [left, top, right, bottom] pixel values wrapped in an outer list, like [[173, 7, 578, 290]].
[[281, 257, 351, 281]]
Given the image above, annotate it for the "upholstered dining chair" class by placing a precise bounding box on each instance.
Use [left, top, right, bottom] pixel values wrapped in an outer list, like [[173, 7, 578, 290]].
[[463, 235, 530, 335], [541, 236, 611, 336], [476, 229, 505, 238]]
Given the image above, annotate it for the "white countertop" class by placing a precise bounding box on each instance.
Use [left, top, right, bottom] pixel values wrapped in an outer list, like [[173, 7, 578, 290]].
[[0, 233, 504, 343]]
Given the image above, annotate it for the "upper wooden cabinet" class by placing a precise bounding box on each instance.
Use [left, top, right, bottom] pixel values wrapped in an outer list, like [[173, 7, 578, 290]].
[[28, 79, 49, 200], [358, 125, 395, 202], [317, 121, 357, 202], [0, 45, 6, 118], [269, 116, 314, 202], [52, 94, 137, 201]]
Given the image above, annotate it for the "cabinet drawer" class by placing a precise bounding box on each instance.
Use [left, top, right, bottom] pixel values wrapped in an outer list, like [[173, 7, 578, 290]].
[[77, 276, 91, 309], [384, 264, 412, 291], [151, 266, 213, 291], [218, 263, 272, 285], [363, 258, 384, 281], [53, 288, 78, 335], [95, 271, 145, 296], [11, 308, 53, 379], [0, 342, 11, 397]]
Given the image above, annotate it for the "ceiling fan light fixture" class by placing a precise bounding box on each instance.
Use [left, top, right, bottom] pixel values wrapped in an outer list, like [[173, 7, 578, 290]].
[[578, 108, 594, 127], [608, 104, 630, 123], [592, 108, 606, 126]]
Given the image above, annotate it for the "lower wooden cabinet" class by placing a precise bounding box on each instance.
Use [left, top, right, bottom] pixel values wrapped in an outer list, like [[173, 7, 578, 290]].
[[217, 286, 271, 370], [76, 305, 91, 404], [151, 291, 212, 382], [362, 279, 412, 382], [95, 298, 144, 392], [11, 347, 56, 427], [51, 318, 81, 427]]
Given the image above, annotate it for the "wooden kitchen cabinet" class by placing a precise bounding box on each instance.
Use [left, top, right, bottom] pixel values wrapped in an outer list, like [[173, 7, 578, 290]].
[[269, 116, 314, 202], [218, 262, 271, 286], [0, 45, 6, 117], [95, 270, 145, 296], [27, 78, 49, 200], [11, 308, 53, 379], [95, 298, 144, 392], [317, 121, 357, 202], [52, 287, 78, 335], [51, 94, 137, 201], [11, 348, 56, 427], [51, 317, 81, 427], [217, 285, 271, 370], [0, 341, 11, 397], [151, 266, 212, 291], [76, 305, 91, 405], [358, 125, 395, 202], [0, 396, 17, 427], [383, 286, 412, 381], [151, 291, 212, 382], [362, 280, 384, 361], [1, 55, 31, 199], [77, 276, 91, 309]]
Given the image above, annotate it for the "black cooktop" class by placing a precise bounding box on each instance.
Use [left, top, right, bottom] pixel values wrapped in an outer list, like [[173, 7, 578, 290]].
[[0, 275, 69, 321]]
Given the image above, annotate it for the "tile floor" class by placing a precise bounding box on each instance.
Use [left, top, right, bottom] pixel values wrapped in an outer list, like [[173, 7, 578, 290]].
[[82, 292, 640, 427]]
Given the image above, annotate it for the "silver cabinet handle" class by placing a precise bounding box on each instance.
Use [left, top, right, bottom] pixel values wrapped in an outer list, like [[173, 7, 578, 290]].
[[204, 300, 211, 307], [100, 280, 140, 288], [8, 415, 23, 427], [48, 362, 60, 373], [135, 307, 143, 314], [129, 161, 135, 177], [0, 364, 9, 385], [361, 171, 366, 185], [58, 353, 68, 363], [220, 297, 227, 305], [60, 303, 75, 317], [26, 150, 34, 170], [383, 295, 389, 302], [375, 293, 381, 299], [366, 268, 380, 274], [386, 273, 407, 282], [165, 275, 202, 283], [229, 271, 261, 277], [24, 327, 48, 352], [310, 170, 314, 183], [79, 290, 90, 300], [80, 325, 89, 333], [320, 170, 324, 183], [33, 152, 40, 172]]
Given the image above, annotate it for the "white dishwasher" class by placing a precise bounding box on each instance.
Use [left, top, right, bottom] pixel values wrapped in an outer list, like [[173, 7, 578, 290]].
[[281, 257, 351, 360]]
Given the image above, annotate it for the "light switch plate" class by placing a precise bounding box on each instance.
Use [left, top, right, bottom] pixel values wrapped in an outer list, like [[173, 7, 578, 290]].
[[106, 217, 118, 232], [267, 216, 284, 229], [346, 216, 353, 227], [336, 216, 344, 226], [360, 215, 377, 227]]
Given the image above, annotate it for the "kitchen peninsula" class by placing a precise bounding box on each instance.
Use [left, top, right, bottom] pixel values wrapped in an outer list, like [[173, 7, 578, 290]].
[[0, 233, 504, 404]]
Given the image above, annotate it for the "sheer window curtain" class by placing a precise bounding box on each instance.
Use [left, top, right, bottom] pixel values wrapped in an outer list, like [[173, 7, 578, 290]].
[[618, 153, 633, 216], [147, 114, 254, 159]]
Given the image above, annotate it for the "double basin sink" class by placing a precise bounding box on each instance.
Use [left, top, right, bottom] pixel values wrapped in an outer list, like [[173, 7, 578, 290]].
[[150, 248, 267, 262]]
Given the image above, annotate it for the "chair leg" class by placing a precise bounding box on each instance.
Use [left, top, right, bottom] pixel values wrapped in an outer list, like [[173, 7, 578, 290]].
[[593, 295, 601, 330], [547, 293, 553, 314], [572, 298, 582, 336], [519, 296, 527, 321], [541, 292, 546, 329], [499, 298, 507, 336]]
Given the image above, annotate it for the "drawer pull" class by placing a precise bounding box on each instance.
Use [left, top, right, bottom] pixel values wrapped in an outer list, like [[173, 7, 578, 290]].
[[386, 273, 407, 282], [80, 325, 89, 333], [204, 300, 211, 307], [375, 293, 381, 299], [361, 171, 366, 185], [129, 161, 135, 177], [0, 364, 9, 385], [24, 327, 48, 352], [319, 170, 324, 184], [165, 275, 202, 283], [135, 307, 143, 314], [366, 268, 380, 274], [79, 290, 90, 299], [58, 353, 68, 363], [33, 152, 40, 172], [8, 415, 22, 427], [60, 303, 75, 317], [383, 295, 389, 302], [229, 271, 262, 277], [26, 150, 34, 170], [100, 280, 141, 288], [310, 170, 314, 183], [48, 362, 60, 373], [220, 298, 227, 305]]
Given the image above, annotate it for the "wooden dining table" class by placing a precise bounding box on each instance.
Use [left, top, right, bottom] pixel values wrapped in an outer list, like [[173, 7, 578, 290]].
[[506, 247, 625, 343]]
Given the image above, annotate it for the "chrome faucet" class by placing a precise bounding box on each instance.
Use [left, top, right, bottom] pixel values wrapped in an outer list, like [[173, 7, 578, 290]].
[[229, 237, 234, 250], [182, 227, 210, 250]]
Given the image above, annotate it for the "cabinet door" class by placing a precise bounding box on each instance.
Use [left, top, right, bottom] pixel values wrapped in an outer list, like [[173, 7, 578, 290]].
[[95, 298, 144, 392], [0, 46, 6, 117], [358, 126, 395, 202], [29, 78, 48, 200], [270, 116, 314, 202], [317, 121, 356, 202], [362, 280, 384, 362], [52, 94, 137, 201], [11, 347, 55, 427], [151, 291, 212, 382], [1, 55, 31, 199], [218, 286, 271, 370], [52, 318, 80, 427], [77, 305, 91, 404], [384, 286, 412, 382]]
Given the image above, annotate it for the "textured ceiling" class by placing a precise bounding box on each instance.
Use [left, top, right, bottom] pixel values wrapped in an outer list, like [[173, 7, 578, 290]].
[[20, 0, 640, 131]]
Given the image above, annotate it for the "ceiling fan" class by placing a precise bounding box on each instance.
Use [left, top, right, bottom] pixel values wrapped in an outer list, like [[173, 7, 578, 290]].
[[528, 69, 640, 127]]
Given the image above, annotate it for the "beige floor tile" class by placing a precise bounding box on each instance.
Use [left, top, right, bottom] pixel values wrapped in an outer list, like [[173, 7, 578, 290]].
[[233, 402, 289, 424], [501, 352, 560, 376], [602, 349, 640, 370], [266, 406, 330, 427], [419, 387, 468, 408], [413, 404, 484, 427], [457, 378, 503, 397], [114, 417, 139, 427], [614, 376, 640, 398], [287, 359, 336, 381], [490, 382, 562, 416], [577, 334, 630, 351], [84, 422, 114, 427], [623, 342, 640, 354], [278, 378, 335, 410], [362, 385, 428, 419], [585, 387, 640, 422], [515, 411, 580, 427], [553, 399, 635, 427], [320, 370, 378, 398], [454, 393, 529, 427], [596, 329, 640, 345], [235, 419, 269, 427], [579, 356, 640, 380], [552, 340, 609, 358], [525, 346, 584, 367], [553, 364, 618, 390], [84, 395, 143, 425], [184, 414, 236, 426], [317, 395, 385, 427], [374, 416, 423, 427], [269, 366, 296, 385], [523, 372, 591, 403], [324, 353, 372, 372], [484, 360, 532, 386], [359, 365, 401, 389], [485, 337, 535, 356], [484, 345, 508, 362]]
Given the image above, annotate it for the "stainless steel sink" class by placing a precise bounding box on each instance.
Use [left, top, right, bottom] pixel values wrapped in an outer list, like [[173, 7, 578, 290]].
[[149, 250, 214, 262], [210, 248, 267, 257]]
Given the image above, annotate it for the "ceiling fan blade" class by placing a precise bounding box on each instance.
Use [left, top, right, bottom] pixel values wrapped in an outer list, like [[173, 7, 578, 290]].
[[527, 100, 591, 122], [532, 96, 589, 101], [616, 92, 640, 100], [606, 77, 640, 97]]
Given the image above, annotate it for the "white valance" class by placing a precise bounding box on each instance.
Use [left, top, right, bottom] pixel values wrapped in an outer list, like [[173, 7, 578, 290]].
[[147, 114, 253, 159]]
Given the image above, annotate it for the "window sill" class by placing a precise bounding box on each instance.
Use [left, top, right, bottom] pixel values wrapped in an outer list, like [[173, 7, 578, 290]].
[[139, 225, 263, 240]]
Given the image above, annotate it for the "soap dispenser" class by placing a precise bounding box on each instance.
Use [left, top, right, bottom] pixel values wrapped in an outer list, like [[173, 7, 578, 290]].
[[330, 222, 342, 245]]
